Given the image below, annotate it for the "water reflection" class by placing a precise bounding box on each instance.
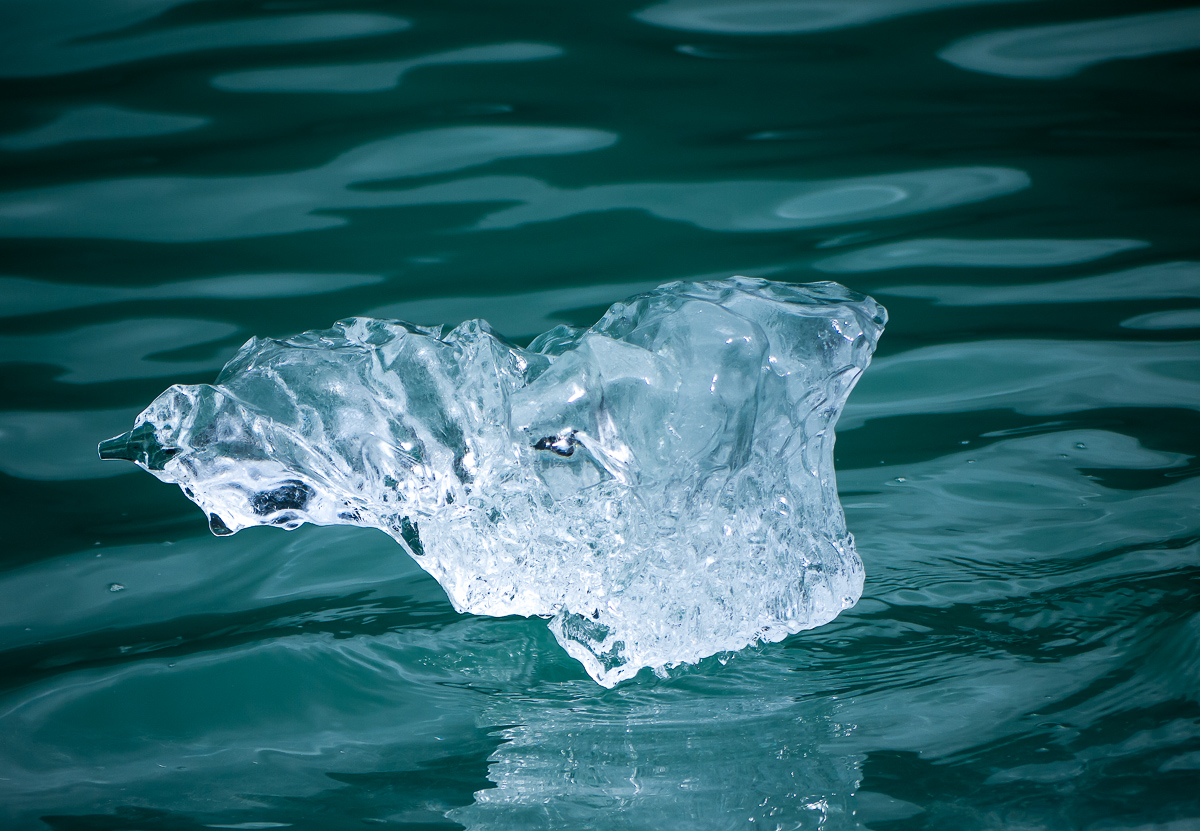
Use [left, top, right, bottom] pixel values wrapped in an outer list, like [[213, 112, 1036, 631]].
[[0, 272, 383, 318], [0, 633, 475, 823], [13, 408, 1187, 828], [364, 268, 783, 338], [1120, 309, 1200, 331], [10, 415, 1192, 829], [830, 422, 1200, 783], [813, 237, 1146, 272], [0, 318, 238, 383], [0, 409, 143, 480], [0, 153, 1025, 241], [467, 166, 1029, 232], [880, 261, 1200, 304], [0, 0, 408, 78], [451, 663, 861, 830], [368, 279, 665, 338], [940, 7, 1200, 79], [214, 43, 562, 94], [0, 575, 864, 830], [0, 526, 429, 648], [841, 428, 1195, 582], [843, 338, 1200, 426], [0, 0, 1194, 826], [3, 385, 1196, 828], [634, 0, 1029, 35], [0, 106, 207, 152], [0, 127, 617, 241]]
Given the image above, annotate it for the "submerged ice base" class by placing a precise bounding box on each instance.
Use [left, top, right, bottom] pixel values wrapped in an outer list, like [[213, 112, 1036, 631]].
[[100, 277, 885, 686]]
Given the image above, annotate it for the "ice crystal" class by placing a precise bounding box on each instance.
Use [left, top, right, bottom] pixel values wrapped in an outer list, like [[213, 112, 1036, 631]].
[[100, 277, 885, 685]]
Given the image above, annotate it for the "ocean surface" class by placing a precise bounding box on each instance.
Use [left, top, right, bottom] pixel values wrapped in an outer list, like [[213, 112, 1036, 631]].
[[1, 1, 1198, 828]]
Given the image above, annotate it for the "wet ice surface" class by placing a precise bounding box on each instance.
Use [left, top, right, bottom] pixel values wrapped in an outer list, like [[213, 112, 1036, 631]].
[[99, 277, 885, 686]]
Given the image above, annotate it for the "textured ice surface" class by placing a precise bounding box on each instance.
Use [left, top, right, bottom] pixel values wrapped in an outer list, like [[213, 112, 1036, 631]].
[[99, 277, 885, 686]]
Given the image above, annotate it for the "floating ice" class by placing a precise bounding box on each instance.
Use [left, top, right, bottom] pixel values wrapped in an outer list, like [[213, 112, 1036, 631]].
[[98, 277, 885, 686]]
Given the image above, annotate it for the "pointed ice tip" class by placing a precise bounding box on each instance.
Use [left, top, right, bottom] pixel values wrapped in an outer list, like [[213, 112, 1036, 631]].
[[98, 431, 137, 462], [97, 422, 177, 469]]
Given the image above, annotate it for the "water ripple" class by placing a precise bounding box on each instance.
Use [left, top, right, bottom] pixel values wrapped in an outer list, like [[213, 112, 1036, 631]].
[[0, 127, 617, 242], [1121, 309, 1200, 331], [469, 166, 1029, 232], [843, 338, 1200, 426], [634, 0, 1032, 35], [0, 273, 383, 318], [940, 7, 1200, 79], [0, 318, 238, 383], [0, 106, 207, 152], [0, 1, 409, 78], [880, 261, 1200, 304], [814, 237, 1147, 272], [213, 43, 563, 94], [0, 1, 1194, 827]]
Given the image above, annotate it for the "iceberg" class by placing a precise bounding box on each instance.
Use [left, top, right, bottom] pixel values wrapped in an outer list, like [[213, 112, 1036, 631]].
[[99, 277, 885, 686]]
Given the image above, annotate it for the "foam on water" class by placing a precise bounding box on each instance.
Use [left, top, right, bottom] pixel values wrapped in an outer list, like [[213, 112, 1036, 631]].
[[99, 277, 885, 686]]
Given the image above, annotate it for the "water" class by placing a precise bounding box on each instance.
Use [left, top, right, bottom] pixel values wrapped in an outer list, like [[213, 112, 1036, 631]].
[[0, 0, 1197, 828]]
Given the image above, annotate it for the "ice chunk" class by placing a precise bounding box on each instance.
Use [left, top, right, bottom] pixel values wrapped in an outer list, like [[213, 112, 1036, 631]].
[[98, 277, 885, 686]]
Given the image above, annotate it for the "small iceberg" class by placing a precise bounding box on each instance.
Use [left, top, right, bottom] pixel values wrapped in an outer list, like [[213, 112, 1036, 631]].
[[99, 277, 885, 685]]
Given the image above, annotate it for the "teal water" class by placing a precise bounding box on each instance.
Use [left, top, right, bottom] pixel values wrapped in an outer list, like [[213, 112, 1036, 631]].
[[1, 1, 1199, 828]]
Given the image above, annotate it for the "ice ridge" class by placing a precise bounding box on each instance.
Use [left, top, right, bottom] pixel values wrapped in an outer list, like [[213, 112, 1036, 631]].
[[99, 277, 886, 686]]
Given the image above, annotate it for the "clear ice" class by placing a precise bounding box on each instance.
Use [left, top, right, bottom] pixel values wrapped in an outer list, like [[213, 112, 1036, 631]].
[[99, 277, 886, 686]]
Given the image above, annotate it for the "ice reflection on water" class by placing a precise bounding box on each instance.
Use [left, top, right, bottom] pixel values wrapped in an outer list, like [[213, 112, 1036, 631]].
[[452, 663, 860, 831]]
